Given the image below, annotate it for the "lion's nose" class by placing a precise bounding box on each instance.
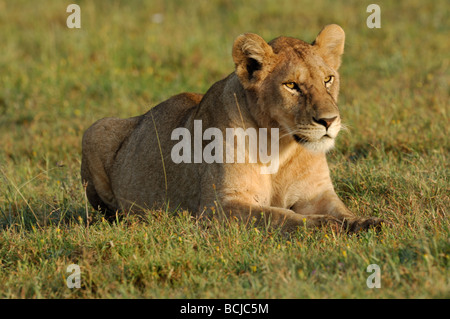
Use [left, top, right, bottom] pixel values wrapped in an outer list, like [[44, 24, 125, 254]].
[[313, 116, 337, 129]]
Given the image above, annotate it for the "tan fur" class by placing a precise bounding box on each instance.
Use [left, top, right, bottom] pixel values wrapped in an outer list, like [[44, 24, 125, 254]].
[[81, 25, 383, 232]]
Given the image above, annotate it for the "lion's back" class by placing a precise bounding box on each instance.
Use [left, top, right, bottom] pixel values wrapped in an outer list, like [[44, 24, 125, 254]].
[[82, 92, 203, 213]]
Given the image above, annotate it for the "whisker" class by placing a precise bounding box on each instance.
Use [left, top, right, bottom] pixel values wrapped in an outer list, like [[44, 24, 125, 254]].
[[339, 122, 351, 135], [279, 126, 303, 140]]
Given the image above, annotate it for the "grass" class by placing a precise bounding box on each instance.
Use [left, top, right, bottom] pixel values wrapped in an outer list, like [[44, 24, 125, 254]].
[[0, 0, 449, 298]]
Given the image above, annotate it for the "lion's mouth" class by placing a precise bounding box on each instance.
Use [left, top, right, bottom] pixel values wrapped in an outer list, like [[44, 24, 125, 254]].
[[293, 133, 332, 145], [293, 134, 308, 144]]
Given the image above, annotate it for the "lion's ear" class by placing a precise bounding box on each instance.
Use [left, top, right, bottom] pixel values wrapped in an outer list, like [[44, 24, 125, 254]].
[[232, 33, 274, 88], [313, 24, 345, 70]]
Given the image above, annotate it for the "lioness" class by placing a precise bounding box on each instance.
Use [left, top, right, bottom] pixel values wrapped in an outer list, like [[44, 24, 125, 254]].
[[81, 25, 383, 232]]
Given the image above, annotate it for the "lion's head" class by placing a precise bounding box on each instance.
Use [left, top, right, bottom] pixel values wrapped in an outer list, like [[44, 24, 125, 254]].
[[232, 24, 345, 153]]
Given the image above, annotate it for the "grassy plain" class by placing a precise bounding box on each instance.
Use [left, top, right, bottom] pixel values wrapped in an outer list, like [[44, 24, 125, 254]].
[[0, 0, 448, 298]]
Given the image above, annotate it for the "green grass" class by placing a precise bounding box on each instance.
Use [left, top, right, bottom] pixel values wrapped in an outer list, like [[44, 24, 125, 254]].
[[0, 0, 449, 298]]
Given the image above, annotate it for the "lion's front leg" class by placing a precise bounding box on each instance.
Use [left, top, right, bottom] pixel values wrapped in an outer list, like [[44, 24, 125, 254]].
[[291, 190, 384, 232], [220, 201, 345, 233]]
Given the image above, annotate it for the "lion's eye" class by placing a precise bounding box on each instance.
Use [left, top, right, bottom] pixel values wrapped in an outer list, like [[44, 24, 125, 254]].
[[285, 82, 296, 89], [324, 75, 334, 87], [284, 82, 301, 94]]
